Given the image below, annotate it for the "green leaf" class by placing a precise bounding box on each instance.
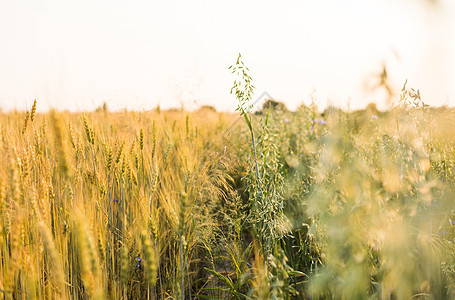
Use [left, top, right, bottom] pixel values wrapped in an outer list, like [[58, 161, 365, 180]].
[[204, 267, 234, 290]]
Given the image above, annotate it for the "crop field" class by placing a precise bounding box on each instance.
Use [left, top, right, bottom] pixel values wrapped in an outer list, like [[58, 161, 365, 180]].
[[0, 88, 454, 300], [1, 0, 454, 298]]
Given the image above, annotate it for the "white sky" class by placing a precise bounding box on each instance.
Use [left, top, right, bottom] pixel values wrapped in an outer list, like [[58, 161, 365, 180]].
[[0, 0, 454, 112]]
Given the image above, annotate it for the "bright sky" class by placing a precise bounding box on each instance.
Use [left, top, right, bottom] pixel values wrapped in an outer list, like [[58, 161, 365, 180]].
[[0, 0, 454, 112]]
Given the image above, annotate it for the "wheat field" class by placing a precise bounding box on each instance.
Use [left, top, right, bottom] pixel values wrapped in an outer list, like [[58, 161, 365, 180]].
[[0, 97, 454, 299]]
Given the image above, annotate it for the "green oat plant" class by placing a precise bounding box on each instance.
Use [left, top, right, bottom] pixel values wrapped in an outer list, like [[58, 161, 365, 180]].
[[229, 53, 288, 256], [207, 53, 303, 299], [221, 63, 455, 299], [266, 98, 455, 298]]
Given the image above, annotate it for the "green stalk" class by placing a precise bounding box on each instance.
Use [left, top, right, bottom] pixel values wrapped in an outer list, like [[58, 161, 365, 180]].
[[244, 113, 262, 191]]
